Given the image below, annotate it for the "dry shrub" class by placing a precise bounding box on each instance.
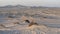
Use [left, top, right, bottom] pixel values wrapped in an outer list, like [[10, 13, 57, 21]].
[[28, 16, 38, 27], [29, 16, 36, 23], [20, 16, 28, 22]]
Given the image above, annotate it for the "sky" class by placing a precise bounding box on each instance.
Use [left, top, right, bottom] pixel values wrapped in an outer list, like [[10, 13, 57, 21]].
[[0, 0, 60, 7]]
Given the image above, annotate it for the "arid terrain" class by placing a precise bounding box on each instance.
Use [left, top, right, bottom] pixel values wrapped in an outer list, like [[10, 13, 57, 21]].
[[0, 5, 60, 34]]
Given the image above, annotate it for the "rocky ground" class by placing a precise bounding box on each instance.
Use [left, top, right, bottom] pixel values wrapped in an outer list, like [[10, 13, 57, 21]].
[[0, 7, 60, 34]]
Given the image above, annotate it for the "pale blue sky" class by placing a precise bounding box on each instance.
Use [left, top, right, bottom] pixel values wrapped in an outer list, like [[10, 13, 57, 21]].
[[0, 0, 60, 7]]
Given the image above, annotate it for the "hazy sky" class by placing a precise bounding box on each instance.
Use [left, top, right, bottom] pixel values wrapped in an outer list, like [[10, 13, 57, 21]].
[[0, 0, 60, 7]]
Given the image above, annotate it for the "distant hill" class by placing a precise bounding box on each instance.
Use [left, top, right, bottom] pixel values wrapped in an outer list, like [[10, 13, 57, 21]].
[[0, 5, 59, 9], [0, 5, 30, 8]]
